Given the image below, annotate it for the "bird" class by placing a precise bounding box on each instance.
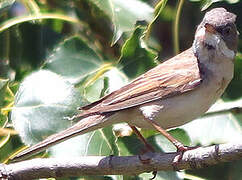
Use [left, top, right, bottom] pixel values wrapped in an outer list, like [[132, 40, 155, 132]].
[[13, 8, 238, 161]]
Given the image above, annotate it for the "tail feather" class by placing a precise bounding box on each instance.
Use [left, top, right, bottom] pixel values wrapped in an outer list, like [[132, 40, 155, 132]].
[[12, 113, 113, 161]]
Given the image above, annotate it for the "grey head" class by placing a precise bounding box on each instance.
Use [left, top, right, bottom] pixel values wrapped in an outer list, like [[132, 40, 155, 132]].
[[202, 8, 238, 52], [193, 8, 238, 60]]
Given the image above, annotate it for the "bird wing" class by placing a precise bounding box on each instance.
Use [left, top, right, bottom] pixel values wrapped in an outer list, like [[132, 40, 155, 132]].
[[79, 48, 202, 117]]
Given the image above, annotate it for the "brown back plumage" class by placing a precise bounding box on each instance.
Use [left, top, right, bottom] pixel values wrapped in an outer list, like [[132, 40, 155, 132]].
[[78, 48, 202, 118]]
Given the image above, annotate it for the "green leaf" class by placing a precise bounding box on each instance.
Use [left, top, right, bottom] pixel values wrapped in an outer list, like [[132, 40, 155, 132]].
[[119, 26, 157, 79], [0, 79, 11, 127], [11, 70, 85, 145], [0, 79, 9, 107], [117, 127, 190, 155], [227, 160, 242, 180], [200, 0, 221, 11], [84, 75, 105, 102], [90, 0, 154, 44], [0, 134, 17, 162], [117, 133, 145, 156], [47, 69, 128, 158], [189, 0, 239, 11], [11, 67, 128, 159], [117, 127, 188, 179], [182, 100, 242, 146], [43, 36, 103, 84], [0, 78, 8, 89], [104, 67, 129, 92], [83, 67, 128, 102], [48, 68, 128, 157], [0, 114, 7, 127], [145, 0, 168, 39], [185, 159, 242, 180], [149, 128, 191, 152], [48, 67, 128, 158], [0, 0, 15, 10], [49, 68, 128, 157], [224, 54, 242, 100], [49, 126, 118, 157]]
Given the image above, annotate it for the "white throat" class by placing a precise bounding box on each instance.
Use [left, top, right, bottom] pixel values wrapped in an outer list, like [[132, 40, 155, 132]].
[[193, 27, 235, 61]]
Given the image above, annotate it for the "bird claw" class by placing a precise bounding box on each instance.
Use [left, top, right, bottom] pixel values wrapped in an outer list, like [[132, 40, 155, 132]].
[[172, 145, 199, 171]]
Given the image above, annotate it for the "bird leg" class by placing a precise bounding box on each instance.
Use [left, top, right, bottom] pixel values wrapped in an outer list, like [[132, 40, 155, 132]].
[[142, 117, 196, 168], [129, 125, 155, 152], [143, 118, 187, 151], [129, 125, 157, 179], [129, 121, 191, 154]]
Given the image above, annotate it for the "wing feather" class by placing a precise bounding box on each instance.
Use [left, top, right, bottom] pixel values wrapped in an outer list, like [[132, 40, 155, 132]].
[[79, 48, 202, 117]]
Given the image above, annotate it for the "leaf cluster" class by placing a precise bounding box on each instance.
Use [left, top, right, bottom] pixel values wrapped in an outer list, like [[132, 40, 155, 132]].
[[0, 0, 242, 179]]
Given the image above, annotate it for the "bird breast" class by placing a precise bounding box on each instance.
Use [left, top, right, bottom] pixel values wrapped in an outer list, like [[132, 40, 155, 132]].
[[125, 58, 234, 130]]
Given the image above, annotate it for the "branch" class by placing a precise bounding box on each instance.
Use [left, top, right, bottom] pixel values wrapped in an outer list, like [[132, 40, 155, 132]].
[[0, 142, 242, 179]]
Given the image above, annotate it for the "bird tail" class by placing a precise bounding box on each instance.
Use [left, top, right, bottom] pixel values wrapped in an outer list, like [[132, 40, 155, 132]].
[[12, 113, 113, 161]]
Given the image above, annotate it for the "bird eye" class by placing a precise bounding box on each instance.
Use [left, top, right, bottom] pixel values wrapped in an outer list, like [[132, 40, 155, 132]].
[[222, 26, 231, 36]]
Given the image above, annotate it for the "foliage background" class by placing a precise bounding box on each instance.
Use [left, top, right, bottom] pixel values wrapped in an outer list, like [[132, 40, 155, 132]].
[[0, 0, 242, 179]]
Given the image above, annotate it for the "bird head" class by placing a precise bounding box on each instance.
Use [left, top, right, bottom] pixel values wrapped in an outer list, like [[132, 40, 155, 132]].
[[193, 8, 238, 62]]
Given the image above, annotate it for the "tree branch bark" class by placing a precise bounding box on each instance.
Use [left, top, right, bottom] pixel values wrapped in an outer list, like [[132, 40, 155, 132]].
[[1, 142, 242, 179]]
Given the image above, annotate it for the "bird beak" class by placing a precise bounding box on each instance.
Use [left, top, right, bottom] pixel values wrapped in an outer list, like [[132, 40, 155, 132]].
[[204, 23, 216, 34]]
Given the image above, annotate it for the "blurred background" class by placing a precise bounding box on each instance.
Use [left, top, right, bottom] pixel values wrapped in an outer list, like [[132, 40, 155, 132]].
[[0, 0, 242, 179]]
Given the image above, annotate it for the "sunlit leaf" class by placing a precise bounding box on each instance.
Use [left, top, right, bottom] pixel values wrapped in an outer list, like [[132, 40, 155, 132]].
[[49, 126, 118, 157], [189, 0, 239, 11], [201, 0, 222, 11], [182, 100, 242, 146], [48, 68, 128, 158], [48, 67, 128, 157], [11, 70, 85, 145], [0, 13, 81, 32], [84, 67, 128, 102], [150, 128, 191, 152], [11, 67, 128, 159], [0, 0, 15, 11], [90, 0, 154, 44]]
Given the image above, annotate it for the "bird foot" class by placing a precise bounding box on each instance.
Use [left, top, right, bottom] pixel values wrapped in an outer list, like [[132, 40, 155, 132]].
[[172, 145, 199, 171]]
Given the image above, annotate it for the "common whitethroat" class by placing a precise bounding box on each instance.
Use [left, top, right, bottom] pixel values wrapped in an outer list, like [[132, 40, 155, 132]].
[[13, 8, 239, 161]]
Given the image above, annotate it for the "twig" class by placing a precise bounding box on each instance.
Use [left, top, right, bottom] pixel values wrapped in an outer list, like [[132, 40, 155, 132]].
[[0, 142, 241, 179], [173, 0, 184, 54]]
